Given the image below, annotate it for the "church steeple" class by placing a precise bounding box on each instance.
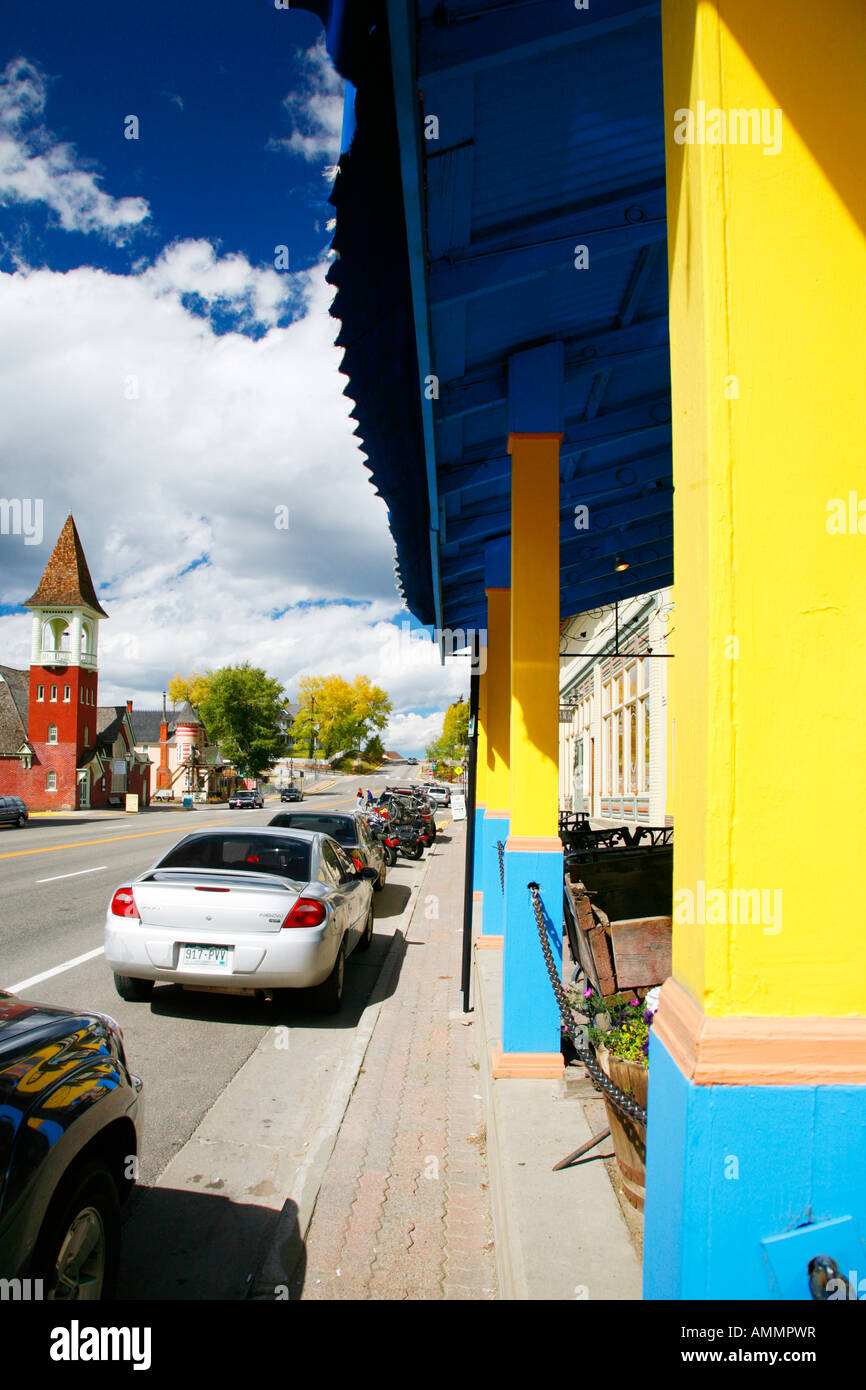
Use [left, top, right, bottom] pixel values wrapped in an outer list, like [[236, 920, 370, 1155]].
[[24, 515, 105, 759], [24, 514, 108, 617]]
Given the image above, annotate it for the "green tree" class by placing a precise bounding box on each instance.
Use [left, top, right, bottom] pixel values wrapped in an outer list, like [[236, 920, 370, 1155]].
[[198, 664, 286, 779], [363, 733, 385, 765], [426, 697, 469, 765]]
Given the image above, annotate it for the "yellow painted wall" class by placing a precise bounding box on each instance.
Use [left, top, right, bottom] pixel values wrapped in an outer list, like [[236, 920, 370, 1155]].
[[662, 0, 866, 1015], [509, 435, 560, 839]]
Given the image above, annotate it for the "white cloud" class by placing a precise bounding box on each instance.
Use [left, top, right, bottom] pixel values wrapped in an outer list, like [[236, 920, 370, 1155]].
[[142, 239, 303, 330], [269, 37, 344, 168], [0, 58, 149, 240], [0, 248, 462, 738], [383, 711, 448, 757]]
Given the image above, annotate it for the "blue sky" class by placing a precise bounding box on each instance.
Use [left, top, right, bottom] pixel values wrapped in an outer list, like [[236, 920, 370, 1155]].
[[1, 1, 329, 282], [0, 2, 464, 753]]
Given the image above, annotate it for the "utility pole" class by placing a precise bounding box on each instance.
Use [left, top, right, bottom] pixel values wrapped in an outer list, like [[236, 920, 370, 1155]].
[[308, 693, 317, 761]]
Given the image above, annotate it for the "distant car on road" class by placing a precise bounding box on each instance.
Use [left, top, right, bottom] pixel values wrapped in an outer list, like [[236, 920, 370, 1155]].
[[280, 786, 303, 802], [105, 827, 379, 1013], [0, 795, 28, 829], [228, 789, 263, 809], [269, 809, 387, 890], [0, 992, 142, 1300]]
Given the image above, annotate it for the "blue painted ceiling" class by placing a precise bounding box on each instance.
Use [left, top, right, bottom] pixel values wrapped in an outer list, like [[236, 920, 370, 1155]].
[[298, 0, 673, 632]]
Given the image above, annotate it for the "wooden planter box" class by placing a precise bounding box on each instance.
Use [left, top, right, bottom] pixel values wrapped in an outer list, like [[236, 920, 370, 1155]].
[[596, 1045, 648, 1211]]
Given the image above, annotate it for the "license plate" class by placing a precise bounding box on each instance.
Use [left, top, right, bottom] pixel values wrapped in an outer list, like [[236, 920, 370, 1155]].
[[179, 944, 231, 970]]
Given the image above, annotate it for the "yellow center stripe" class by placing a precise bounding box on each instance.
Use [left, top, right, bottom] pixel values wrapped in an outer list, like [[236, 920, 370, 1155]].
[[0, 821, 228, 860]]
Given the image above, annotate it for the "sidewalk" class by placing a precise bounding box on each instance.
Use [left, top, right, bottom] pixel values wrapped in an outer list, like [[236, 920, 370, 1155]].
[[283, 819, 497, 1300]]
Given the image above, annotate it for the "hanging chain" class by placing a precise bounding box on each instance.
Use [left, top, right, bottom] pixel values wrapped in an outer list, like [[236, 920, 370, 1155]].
[[496, 839, 505, 894], [528, 881, 648, 1127]]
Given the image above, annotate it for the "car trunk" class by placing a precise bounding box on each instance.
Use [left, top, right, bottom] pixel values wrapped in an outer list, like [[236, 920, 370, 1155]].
[[133, 871, 305, 934]]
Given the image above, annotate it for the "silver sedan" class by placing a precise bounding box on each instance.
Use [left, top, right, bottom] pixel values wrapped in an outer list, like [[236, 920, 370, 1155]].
[[104, 827, 377, 1013]]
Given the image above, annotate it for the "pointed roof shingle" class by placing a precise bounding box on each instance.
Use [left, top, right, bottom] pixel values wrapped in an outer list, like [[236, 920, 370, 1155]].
[[23, 515, 108, 617]]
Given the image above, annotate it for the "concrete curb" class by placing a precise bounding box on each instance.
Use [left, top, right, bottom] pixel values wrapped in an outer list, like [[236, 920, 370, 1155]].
[[246, 845, 440, 1298]]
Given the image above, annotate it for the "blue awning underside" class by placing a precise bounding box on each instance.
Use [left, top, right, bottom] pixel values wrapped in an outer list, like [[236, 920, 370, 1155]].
[[302, 0, 673, 632]]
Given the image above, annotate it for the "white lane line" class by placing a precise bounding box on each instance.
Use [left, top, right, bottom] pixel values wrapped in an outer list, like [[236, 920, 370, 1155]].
[[36, 866, 107, 884], [6, 946, 105, 994]]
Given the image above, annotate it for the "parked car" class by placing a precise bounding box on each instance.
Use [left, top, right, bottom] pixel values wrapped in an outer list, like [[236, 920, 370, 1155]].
[[228, 789, 263, 810], [0, 795, 28, 829], [269, 810, 386, 890], [280, 786, 303, 803], [104, 827, 378, 1013], [0, 992, 142, 1300], [426, 785, 451, 807]]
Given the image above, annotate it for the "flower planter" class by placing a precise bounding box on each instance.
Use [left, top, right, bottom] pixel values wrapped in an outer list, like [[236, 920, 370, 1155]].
[[595, 1045, 648, 1211]]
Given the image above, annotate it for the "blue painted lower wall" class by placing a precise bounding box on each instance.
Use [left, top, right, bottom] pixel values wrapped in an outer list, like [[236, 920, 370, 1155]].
[[644, 1032, 866, 1299], [472, 805, 486, 893], [502, 846, 562, 1054], [479, 811, 508, 935]]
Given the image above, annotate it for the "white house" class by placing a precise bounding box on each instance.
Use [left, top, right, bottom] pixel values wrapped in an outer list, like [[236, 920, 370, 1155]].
[[558, 589, 673, 827]]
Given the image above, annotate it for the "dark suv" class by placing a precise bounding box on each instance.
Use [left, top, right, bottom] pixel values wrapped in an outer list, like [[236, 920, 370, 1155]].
[[228, 789, 264, 809], [0, 796, 28, 829], [0, 993, 142, 1300], [269, 809, 387, 890]]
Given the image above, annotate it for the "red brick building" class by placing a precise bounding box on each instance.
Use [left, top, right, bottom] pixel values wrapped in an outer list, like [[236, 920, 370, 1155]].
[[0, 516, 150, 810]]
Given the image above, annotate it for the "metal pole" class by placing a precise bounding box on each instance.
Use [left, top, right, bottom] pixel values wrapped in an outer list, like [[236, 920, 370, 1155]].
[[460, 638, 481, 1012]]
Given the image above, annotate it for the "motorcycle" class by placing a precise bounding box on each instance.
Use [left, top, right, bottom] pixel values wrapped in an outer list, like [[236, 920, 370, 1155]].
[[364, 812, 399, 868], [395, 823, 424, 860]]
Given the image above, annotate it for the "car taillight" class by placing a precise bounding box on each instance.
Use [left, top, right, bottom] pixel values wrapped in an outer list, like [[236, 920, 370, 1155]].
[[282, 898, 327, 929], [110, 886, 140, 919]]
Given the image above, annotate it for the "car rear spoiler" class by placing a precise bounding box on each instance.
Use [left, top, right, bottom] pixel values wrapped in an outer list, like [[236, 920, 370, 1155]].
[[144, 868, 305, 890]]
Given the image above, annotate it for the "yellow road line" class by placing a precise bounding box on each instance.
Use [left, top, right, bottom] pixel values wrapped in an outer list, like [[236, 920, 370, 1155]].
[[0, 821, 228, 860], [3, 781, 348, 860]]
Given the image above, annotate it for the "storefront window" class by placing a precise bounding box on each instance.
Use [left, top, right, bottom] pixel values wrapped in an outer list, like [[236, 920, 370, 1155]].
[[600, 635, 652, 800]]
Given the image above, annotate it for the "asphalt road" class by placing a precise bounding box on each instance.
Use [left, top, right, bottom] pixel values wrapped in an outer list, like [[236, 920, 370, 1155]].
[[0, 770, 430, 1191]]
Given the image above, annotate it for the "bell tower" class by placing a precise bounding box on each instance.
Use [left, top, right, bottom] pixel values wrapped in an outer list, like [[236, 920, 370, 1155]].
[[24, 515, 108, 765]]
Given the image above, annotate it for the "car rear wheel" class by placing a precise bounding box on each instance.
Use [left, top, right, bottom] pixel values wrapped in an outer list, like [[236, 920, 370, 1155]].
[[310, 939, 345, 1013], [113, 974, 155, 1003], [374, 862, 386, 891], [35, 1162, 120, 1301], [16, 813, 26, 827], [357, 902, 375, 951]]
